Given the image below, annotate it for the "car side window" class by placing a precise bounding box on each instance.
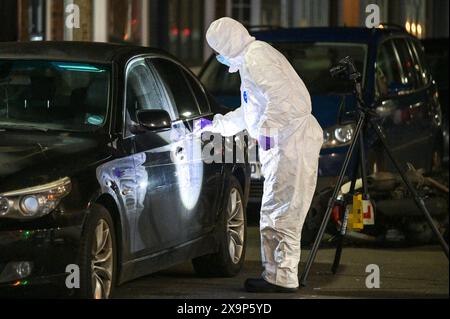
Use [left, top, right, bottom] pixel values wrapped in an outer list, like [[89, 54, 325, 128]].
[[375, 39, 416, 98], [125, 59, 176, 123], [375, 40, 404, 99], [150, 58, 201, 120], [183, 69, 211, 114], [408, 39, 431, 88], [392, 38, 419, 91]]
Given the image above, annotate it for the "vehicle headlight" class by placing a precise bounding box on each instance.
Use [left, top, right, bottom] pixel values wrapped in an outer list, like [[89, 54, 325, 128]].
[[322, 124, 355, 149], [0, 177, 71, 219]]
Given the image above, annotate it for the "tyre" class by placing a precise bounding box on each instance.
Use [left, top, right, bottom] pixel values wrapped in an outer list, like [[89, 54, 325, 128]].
[[405, 217, 444, 245], [301, 206, 322, 247], [192, 175, 247, 277], [77, 204, 117, 299], [302, 188, 338, 247]]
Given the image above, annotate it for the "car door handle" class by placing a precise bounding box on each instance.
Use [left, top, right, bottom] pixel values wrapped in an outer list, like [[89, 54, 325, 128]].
[[174, 146, 186, 162], [122, 187, 133, 196], [176, 146, 184, 154]]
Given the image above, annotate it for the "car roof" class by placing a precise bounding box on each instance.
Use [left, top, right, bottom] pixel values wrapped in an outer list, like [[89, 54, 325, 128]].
[[251, 27, 411, 44], [0, 41, 169, 64]]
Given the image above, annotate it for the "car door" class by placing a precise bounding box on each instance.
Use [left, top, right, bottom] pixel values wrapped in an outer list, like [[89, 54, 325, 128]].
[[393, 37, 434, 168], [150, 57, 222, 234], [373, 38, 428, 171], [179, 65, 225, 229], [123, 57, 189, 255], [407, 38, 442, 169]]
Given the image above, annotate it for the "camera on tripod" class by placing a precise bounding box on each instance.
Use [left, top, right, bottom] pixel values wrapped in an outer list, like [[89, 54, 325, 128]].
[[329, 56, 362, 83], [301, 55, 449, 287]]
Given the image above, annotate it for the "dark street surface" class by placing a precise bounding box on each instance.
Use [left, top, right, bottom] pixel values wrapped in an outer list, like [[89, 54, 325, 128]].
[[115, 209, 449, 299]]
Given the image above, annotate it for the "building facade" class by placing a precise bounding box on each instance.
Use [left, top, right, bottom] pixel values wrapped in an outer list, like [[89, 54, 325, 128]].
[[1, 0, 448, 66]]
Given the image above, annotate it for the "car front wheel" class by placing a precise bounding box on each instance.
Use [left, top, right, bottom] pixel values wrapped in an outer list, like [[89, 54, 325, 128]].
[[78, 204, 116, 299], [192, 175, 247, 277]]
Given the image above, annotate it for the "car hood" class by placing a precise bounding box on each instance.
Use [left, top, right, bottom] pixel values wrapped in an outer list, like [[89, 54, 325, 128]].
[[0, 130, 112, 193]]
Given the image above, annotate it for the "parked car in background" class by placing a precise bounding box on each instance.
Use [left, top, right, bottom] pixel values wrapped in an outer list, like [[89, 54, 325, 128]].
[[200, 26, 446, 244], [422, 38, 449, 164], [0, 42, 250, 298]]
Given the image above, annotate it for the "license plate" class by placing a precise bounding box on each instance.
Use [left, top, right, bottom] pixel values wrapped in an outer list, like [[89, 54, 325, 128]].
[[250, 163, 262, 179]]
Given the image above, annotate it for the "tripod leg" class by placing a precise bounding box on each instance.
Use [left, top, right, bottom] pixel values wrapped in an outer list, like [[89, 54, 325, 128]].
[[331, 197, 351, 274], [331, 138, 362, 274], [369, 121, 449, 259], [300, 112, 366, 286], [331, 215, 346, 274], [359, 128, 369, 197]]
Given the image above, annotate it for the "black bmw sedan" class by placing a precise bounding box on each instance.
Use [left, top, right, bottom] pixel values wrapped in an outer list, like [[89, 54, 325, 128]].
[[0, 42, 250, 298]]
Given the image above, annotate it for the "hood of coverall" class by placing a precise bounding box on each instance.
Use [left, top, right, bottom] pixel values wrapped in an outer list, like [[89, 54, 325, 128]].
[[206, 17, 255, 60]]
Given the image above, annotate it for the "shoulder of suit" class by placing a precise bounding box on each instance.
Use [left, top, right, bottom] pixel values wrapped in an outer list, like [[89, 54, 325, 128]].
[[245, 40, 271, 54], [244, 41, 276, 60]]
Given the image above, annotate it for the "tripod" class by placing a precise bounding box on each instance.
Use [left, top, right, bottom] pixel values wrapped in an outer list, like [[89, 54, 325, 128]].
[[300, 57, 449, 287]]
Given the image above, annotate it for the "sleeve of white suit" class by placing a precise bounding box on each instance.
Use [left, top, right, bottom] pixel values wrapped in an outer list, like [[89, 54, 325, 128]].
[[245, 48, 292, 135], [210, 106, 247, 137]]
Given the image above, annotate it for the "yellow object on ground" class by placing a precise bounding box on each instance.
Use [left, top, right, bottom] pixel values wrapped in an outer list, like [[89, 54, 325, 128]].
[[348, 194, 364, 230]]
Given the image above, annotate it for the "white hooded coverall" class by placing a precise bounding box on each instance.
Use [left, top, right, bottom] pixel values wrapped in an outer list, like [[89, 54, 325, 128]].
[[206, 18, 323, 288]]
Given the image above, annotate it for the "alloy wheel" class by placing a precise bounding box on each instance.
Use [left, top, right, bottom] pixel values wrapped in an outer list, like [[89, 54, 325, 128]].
[[227, 188, 245, 264], [91, 219, 113, 299]]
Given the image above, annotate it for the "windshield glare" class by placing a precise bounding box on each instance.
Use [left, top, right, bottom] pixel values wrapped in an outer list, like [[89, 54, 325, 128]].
[[200, 42, 367, 97], [0, 60, 110, 132]]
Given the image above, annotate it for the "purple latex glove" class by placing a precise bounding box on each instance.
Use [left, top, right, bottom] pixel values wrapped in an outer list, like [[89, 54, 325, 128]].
[[258, 135, 274, 151], [193, 118, 213, 133]]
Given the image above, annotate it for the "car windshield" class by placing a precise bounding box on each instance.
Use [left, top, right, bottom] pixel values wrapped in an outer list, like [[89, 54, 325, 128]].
[[200, 42, 367, 97], [0, 60, 110, 132]]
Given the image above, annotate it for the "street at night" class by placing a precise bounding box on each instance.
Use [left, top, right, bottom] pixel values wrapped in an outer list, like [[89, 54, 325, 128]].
[[115, 224, 448, 299], [0, 0, 448, 308]]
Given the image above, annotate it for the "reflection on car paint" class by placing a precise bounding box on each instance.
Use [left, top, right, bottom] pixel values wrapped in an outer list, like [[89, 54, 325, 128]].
[[174, 135, 204, 212], [96, 155, 144, 213]]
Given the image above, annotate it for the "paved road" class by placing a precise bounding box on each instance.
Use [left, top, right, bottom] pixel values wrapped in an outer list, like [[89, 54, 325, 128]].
[[114, 226, 449, 299]]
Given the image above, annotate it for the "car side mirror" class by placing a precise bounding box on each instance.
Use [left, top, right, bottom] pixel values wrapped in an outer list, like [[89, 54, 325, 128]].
[[136, 109, 172, 132]]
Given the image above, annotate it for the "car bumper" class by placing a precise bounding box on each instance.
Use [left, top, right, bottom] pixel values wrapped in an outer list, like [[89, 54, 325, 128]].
[[0, 224, 83, 291], [318, 150, 348, 177]]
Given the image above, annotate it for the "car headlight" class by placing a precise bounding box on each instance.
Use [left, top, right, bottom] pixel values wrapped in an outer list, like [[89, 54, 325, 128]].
[[0, 177, 71, 219], [322, 124, 355, 149]]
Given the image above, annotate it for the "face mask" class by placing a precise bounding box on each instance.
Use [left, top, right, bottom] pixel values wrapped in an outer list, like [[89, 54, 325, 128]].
[[216, 55, 231, 67]]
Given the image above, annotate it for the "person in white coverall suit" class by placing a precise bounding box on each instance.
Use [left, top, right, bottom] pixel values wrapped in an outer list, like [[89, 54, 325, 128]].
[[203, 17, 323, 292]]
